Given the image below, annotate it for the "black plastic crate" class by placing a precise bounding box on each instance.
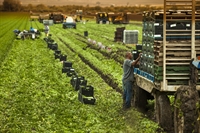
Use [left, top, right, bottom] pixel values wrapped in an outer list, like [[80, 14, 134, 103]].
[[79, 85, 94, 97], [70, 75, 78, 87], [84, 31, 88, 37], [51, 44, 58, 51], [73, 76, 87, 91], [196, 22, 200, 30], [62, 67, 71, 73], [47, 43, 53, 49], [55, 50, 61, 54], [54, 53, 60, 59], [67, 68, 77, 77], [63, 61, 72, 68], [60, 54, 67, 61], [78, 92, 96, 105], [136, 44, 142, 51], [116, 27, 125, 32], [70, 75, 85, 87]]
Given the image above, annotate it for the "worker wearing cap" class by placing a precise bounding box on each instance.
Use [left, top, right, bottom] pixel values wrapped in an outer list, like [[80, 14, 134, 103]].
[[122, 52, 142, 109]]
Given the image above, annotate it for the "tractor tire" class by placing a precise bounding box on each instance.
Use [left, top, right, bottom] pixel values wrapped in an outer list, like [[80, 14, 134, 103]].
[[155, 93, 173, 132], [133, 82, 148, 113], [174, 86, 199, 133]]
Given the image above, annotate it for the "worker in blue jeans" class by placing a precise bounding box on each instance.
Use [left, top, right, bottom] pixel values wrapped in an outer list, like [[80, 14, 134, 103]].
[[122, 52, 142, 109]]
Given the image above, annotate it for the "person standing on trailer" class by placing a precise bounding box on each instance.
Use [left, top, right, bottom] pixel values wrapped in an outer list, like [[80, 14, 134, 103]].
[[44, 24, 49, 37], [122, 52, 142, 109]]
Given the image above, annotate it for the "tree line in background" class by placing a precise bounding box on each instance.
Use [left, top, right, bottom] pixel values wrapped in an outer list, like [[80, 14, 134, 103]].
[[1, 0, 163, 13]]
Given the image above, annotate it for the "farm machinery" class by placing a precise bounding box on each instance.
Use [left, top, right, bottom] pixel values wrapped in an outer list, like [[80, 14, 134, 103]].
[[132, 0, 200, 132], [49, 12, 65, 24], [96, 12, 109, 24], [74, 10, 83, 22], [95, 12, 130, 24], [13, 28, 41, 40], [38, 14, 50, 23], [30, 12, 39, 21], [38, 12, 65, 24], [108, 12, 130, 24], [63, 17, 76, 29]]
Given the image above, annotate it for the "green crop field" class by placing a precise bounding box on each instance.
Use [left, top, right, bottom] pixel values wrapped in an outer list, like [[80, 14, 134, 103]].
[[0, 12, 163, 132]]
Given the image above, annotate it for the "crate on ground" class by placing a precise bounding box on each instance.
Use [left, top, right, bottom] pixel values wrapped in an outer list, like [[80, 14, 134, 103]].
[[67, 68, 77, 77], [78, 92, 96, 105], [78, 85, 96, 105], [62, 61, 72, 73], [71, 76, 87, 91], [114, 27, 125, 42]]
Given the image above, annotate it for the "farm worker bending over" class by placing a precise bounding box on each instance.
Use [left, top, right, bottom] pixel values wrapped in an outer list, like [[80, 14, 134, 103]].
[[30, 27, 37, 33], [122, 52, 142, 109], [30, 27, 34, 32], [44, 24, 49, 37]]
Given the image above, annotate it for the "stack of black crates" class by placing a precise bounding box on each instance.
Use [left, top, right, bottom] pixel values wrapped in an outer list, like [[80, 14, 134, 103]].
[[140, 11, 155, 76], [62, 61, 76, 77], [70, 75, 96, 105], [78, 85, 95, 105], [114, 27, 125, 42]]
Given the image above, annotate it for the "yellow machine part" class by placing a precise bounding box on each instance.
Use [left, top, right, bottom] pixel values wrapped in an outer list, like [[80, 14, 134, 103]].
[[114, 16, 123, 21]]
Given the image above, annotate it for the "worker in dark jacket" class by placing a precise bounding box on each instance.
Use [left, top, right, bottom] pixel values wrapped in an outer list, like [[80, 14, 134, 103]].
[[122, 52, 142, 109]]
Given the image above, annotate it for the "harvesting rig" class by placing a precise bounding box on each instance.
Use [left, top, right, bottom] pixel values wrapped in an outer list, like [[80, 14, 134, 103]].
[[38, 14, 50, 23], [30, 12, 39, 21], [49, 12, 65, 24], [108, 12, 130, 24], [75, 10, 83, 22], [63, 17, 76, 29], [132, 0, 200, 132], [96, 12, 109, 24]]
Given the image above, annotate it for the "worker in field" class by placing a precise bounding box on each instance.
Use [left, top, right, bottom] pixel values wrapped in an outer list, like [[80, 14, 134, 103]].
[[44, 24, 50, 37], [30, 27, 34, 33], [122, 52, 142, 109], [16, 31, 24, 40]]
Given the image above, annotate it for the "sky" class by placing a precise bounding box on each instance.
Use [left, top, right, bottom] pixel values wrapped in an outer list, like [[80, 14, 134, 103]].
[[0, 0, 163, 6]]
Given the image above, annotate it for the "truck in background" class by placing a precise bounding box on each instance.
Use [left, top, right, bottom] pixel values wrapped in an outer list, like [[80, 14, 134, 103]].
[[39, 14, 50, 23], [109, 12, 130, 24], [49, 12, 65, 24]]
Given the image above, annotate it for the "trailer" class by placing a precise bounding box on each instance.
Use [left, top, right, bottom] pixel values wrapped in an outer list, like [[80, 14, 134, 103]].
[[133, 0, 200, 132], [49, 12, 64, 24], [30, 12, 40, 21], [39, 14, 50, 23], [108, 12, 130, 24]]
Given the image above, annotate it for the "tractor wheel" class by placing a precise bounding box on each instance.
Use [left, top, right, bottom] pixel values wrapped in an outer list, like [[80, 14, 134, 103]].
[[174, 86, 199, 133], [155, 93, 173, 132], [133, 82, 148, 113]]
